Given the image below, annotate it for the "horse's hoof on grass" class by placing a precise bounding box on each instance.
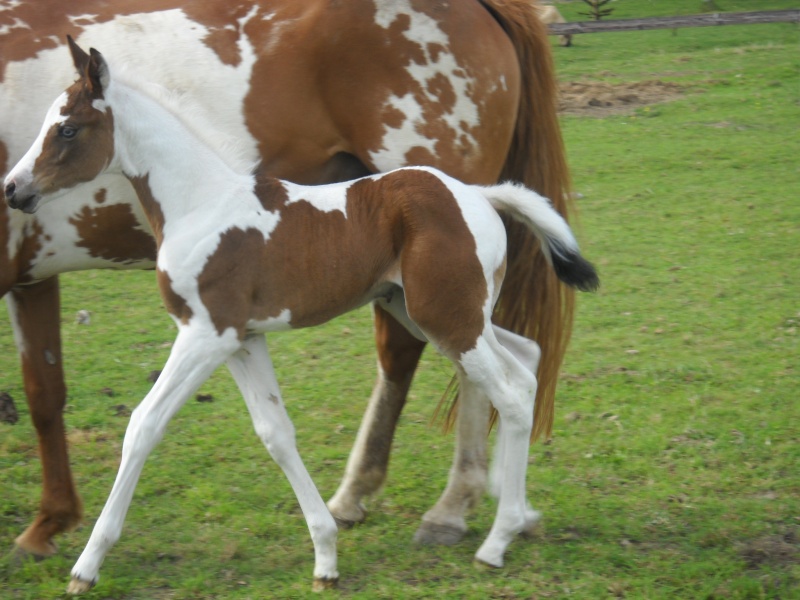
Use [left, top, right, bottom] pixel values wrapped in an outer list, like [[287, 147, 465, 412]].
[[67, 577, 95, 594], [474, 556, 504, 570], [332, 515, 358, 530], [312, 576, 338, 592], [413, 521, 466, 546], [14, 535, 58, 559]]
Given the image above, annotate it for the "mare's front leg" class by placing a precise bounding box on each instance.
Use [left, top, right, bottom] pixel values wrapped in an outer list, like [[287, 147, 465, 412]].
[[7, 277, 82, 557], [67, 325, 239, 594], [327, 305, 426, 525], [227, 335, 338, 590]]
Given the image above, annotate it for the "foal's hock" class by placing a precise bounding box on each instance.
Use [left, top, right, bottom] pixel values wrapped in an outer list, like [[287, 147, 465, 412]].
[[4, 39, 597, 593]]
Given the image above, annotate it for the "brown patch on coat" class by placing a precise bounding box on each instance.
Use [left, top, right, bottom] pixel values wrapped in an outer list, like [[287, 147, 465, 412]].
[[196, 169, 487, 356], [69, 203, 156, 264], [129, 174, 166, 246], [157, 268, 193, 325], [14, 220, 45, 284]]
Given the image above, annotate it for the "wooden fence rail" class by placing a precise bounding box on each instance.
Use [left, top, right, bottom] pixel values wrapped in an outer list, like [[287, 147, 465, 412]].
[[548, 9, 800, 36]]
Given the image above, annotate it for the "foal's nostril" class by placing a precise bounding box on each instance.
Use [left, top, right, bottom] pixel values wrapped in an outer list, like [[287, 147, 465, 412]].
[[4, 180, 16, 200]]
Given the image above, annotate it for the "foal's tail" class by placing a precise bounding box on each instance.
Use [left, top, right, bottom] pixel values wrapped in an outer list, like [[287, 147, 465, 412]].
[[481, 183, 599, 293]]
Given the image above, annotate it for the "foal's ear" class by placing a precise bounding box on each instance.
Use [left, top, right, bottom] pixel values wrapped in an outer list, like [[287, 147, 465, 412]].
[[88, 48, 111, 93], [67, 35, 90, 75], [66, 35, 110, 95]]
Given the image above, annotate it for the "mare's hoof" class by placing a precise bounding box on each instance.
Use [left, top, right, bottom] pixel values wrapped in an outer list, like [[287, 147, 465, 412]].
[[312, 576, 339, 592], [327, 502, 367, 529], [13, 536, 57, 560], [332, 515, 358, 530], [413, 521, 466, 546], [67, 577, 95, 594]]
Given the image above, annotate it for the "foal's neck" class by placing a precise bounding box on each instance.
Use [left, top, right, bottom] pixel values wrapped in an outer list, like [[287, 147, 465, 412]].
[[108, 79, 253, 236]]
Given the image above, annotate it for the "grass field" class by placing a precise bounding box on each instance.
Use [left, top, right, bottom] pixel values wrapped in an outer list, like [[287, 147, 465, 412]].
[[1, 1, 799, 598]]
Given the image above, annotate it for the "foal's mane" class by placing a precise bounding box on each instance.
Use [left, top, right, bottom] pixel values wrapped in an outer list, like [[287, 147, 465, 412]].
[[105, 61, 258, 175]]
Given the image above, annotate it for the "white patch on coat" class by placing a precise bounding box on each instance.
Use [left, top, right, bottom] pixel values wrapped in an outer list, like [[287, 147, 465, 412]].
[[282, 180, 351, 216], [247, 308, 293, 332], [0, 16, 29, 35], [369, 0, 479, 171]]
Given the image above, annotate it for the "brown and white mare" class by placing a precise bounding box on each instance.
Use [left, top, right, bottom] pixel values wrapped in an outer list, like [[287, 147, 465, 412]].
[[4, 38, 597, 591], [0, 0, 575, 556]]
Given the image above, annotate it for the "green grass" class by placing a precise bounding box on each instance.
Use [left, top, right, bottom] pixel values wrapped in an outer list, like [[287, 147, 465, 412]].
[[2, 2, 799, 598]]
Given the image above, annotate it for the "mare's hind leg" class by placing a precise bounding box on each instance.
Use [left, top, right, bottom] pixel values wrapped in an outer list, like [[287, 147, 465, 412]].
[[327, 305, 426, 526], [68, 326, 239, 594], [227, 335, 338, 590], [413, 385, 490, 546]]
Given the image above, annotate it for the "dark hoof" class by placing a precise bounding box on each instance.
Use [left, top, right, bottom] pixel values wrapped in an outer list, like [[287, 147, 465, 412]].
[[413, 521, 466, 546]]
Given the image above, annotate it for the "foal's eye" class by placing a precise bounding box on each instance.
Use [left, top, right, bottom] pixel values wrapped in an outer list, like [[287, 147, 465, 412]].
[[59, 124, 78, 140]]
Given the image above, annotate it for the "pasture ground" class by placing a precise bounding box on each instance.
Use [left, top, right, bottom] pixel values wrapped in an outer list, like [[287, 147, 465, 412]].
[[1, 1, 799, 598]]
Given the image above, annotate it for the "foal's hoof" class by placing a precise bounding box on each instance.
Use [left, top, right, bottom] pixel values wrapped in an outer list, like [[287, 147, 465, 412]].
[[312, 576, 339, 592], [474, 555, 504, 570], [413, 521, 467, 546], [67, 577, 95, 594]]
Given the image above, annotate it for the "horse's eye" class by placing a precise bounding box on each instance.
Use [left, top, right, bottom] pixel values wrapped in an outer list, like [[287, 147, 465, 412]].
[[59, 125, 78, 140]]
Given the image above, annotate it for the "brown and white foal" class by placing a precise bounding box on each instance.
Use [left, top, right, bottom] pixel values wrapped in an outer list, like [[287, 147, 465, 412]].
[[4, 40, 598, 593]]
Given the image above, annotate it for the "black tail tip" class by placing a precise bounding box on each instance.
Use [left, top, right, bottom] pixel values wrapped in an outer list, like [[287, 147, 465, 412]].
[[552, 250, 600, 292]]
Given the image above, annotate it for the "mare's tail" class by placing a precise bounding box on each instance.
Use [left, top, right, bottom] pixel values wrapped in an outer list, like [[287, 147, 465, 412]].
[[481, 182, 599, 293]]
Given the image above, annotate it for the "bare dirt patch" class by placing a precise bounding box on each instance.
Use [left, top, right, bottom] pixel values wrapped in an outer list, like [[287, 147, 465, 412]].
[[559, 80, 685, 116], [739, 529, 799, 570]]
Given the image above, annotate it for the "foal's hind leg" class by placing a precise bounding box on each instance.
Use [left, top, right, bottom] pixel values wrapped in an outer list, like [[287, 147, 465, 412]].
[[227, 335, 338, 590], [68, 326, 239, 593], [489, 327, 543, 537], [414, 326, 543, 546], [456, 332, 538, 568]]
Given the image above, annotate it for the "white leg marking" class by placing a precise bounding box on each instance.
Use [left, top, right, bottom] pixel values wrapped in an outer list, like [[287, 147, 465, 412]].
[[226, 335, 338, 585], [458, 330, 537, 568], [69, 325, 239, 590], [489, 325, 540, 501]]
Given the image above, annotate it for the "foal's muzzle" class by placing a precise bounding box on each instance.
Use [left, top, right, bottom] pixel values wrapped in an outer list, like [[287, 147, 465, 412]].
[[4, 179, 40, 213]]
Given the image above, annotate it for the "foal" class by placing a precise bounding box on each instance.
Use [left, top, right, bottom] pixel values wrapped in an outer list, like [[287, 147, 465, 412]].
[[4, 39, 598, 593]]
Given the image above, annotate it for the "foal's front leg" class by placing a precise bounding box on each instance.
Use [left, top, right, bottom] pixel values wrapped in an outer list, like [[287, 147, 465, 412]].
[[226, 335, 338, 590], [68, 326, 239, 594]]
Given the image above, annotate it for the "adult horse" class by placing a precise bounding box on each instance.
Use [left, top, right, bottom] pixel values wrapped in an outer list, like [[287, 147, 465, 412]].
[[0, 0, 574, 557]]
